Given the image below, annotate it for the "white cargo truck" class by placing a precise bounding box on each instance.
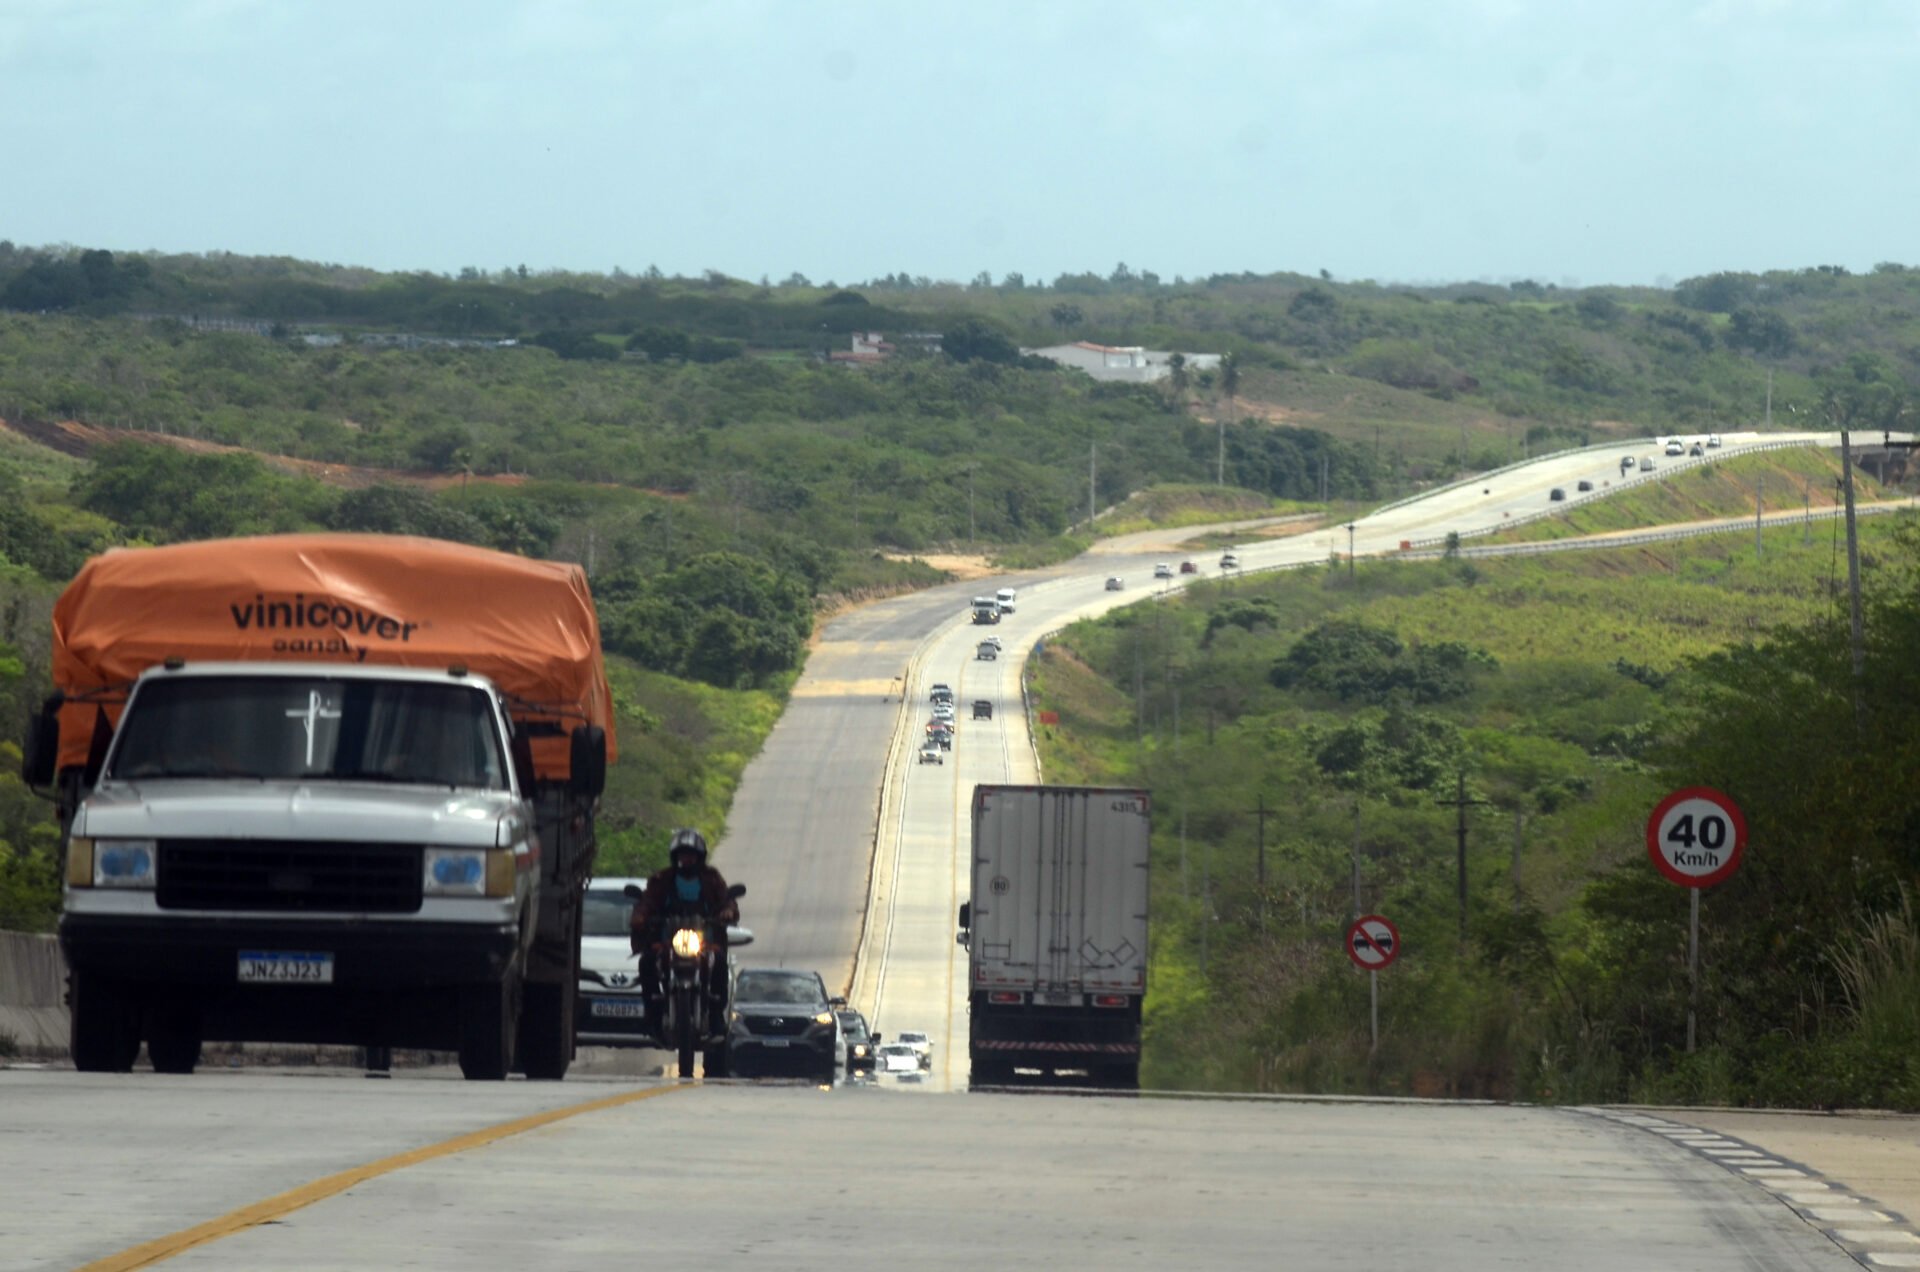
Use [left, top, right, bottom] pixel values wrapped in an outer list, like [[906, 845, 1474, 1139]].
[[956, 784, 1149, 1089]]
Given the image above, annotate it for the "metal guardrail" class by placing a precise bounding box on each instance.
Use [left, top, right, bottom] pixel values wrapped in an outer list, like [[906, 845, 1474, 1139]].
[[1406, 499, 1915, 562], [1366, 434, 1671, 518], [1401, 437, 1819, 551]]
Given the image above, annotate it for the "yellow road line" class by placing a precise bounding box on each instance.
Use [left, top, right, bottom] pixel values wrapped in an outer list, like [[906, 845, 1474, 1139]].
[[79, 1082, 690, 1271]]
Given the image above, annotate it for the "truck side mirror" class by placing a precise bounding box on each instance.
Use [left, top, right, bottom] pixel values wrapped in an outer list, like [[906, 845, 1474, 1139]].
[[21, 703, 58, 788], [569, 725, 607, 799], [957, 901, 971, 930]]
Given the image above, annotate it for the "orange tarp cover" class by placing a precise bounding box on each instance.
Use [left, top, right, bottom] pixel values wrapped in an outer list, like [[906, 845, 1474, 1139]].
[[51, 534, 617, 779]]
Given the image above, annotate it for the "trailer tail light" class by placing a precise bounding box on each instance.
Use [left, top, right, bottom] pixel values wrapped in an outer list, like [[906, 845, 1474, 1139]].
[[1092, 994, 1130, 1008], [988, 992, 1022, 1004]]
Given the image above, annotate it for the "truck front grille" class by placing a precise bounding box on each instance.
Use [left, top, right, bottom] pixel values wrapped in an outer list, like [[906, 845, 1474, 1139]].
[[157, 840, 424, 913]]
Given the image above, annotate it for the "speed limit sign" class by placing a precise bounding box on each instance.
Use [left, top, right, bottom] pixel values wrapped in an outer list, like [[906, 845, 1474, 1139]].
[[1646, 787, 1746, 888]]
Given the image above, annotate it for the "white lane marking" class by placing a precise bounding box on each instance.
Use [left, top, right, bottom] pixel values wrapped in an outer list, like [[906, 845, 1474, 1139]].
[[1842, 1231, 1920, 1245], [1813, 1209, 1890, 1222], [1743, 1167, 1809, 1177], [1864, 1254, 1920, 1267]]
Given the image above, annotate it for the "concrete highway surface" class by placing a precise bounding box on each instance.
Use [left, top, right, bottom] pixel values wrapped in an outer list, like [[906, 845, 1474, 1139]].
[[7, 431, 1914, 1270]]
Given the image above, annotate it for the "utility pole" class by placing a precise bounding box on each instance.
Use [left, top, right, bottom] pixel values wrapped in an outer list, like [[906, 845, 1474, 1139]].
[[1089, 441, 1097, 527], [967, 463, 977, 544], [1841, 429, 1866, 693], [1765, 366, 1773, 428], [1245, 795, 1278, 888], [1216, 416, 1225, 486], [1351, 801, 1364, 919], [1346, 523, 1356, 582], [1755, 475, 1763, 561], [1436, 773, 1490, 947]]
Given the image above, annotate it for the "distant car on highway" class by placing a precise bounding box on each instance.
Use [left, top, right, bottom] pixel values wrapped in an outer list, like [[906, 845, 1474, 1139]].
[[895, 1029, 934, 1069], [1549, 487, 1566, 502], [1153, 562, 1172, 579], [1105, 576, 1124, 591], [995, 587, 1017, 614], [1220, 552, 1239, 569], [972, 700, 992, 720], [1577, 480, 1593, 492], [1707, 433, 1722, 448], [1664, 439, 1686, 456], [877, 1042, 922, 1076], [926, 722, 952, 749], [929, 684, 953, 704], [918, 741, 943, 765], [1639, 457, 1656, 472], [1179, 560, 1198, 574], [976, 640, 997, 661], [838, 1010, 876, 1072], [1689, 443, 1705, 457]]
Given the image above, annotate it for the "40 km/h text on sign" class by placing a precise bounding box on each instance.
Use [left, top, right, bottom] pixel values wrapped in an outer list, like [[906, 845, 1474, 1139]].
[[1646, 787, 1748, 888]]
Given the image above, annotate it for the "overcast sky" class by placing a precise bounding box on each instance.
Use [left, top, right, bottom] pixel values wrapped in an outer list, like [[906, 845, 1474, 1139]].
[[2, 0, 1915, 288]]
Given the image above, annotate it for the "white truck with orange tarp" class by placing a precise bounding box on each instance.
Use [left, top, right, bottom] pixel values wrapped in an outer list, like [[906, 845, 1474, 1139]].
[[22, 534, 614, 1080]]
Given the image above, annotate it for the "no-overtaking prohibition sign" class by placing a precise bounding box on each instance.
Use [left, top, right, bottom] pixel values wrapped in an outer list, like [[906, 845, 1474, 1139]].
[[1646, 787, 1747, 888], [1346, 914, 1400, 970]]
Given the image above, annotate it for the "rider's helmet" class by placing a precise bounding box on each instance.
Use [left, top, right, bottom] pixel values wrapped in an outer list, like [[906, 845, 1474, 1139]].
[[668, 828, 709, 874]]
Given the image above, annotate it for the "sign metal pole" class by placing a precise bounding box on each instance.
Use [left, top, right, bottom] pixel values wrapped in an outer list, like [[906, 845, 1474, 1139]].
[[1687, 887, 1699, 1054], [1370, 969, 1379, 1055]]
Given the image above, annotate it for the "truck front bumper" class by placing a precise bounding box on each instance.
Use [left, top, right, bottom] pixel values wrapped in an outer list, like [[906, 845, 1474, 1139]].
[[61, 913, 520, 989]]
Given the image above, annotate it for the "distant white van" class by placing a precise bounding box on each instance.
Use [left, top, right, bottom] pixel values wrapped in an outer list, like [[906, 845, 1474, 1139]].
[[995, 587, 1016, 614]]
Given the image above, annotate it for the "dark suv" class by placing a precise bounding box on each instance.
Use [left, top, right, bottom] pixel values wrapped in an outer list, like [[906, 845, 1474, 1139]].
[[726, 968, 841, 1079]]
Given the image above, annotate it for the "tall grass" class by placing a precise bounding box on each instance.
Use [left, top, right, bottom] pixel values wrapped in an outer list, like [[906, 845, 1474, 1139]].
[[1829, 890, 1920, 1050]]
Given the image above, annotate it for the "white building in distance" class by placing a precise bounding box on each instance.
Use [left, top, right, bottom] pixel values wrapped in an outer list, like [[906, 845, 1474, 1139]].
[[1023, 341, 1223, 384]]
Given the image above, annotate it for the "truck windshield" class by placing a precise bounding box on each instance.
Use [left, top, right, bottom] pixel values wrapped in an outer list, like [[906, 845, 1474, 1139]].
[[108, 676, 509, 790]]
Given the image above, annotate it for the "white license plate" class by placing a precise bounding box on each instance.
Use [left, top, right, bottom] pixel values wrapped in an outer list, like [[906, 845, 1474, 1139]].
[[237, 951, 334, 984], [759, 1038, 790, 1048], [1038, 992, 1076, 1005], [590, 1000, 646, 1018]]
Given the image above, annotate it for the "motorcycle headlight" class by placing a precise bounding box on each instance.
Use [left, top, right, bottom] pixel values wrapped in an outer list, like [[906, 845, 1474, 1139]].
[[89, 838, 157, 889], [671, 928, 704, 959]]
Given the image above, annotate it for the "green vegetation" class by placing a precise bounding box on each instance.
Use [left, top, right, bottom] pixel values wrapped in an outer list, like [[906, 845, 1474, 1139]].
[[1030, 515, 1920, 1106]]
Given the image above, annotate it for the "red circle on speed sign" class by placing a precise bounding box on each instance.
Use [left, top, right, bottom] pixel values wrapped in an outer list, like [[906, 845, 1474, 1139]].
[[1346, 914, 1400, 970], [1646, 787, 1747, 888]]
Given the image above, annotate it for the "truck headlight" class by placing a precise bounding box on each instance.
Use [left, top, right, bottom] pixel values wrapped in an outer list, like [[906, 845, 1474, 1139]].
[[670, 928, 704, 959], [87, 838, 157, 889], [813, 1011, 835, 1026], [424, 848, 488, 897]]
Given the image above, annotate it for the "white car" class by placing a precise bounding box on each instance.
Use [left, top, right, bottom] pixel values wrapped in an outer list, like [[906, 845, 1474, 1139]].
[[1104, 576, 1124, 591], [895, 1030, 934, 1069], [1220, 553, 1239, 569], [1153, 563, 1172, 579], [576, 876, 651, 1046], [1664, 438, 1685, 456], [876, 1043, 922, 1075], [1707, 433, 1722, 448]]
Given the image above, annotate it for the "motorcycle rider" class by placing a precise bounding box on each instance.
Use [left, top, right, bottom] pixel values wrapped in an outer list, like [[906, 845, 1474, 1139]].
[[630, 828, 740, 1040]]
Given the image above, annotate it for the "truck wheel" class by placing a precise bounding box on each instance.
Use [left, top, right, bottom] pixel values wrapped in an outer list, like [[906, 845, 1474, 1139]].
[[970, 1057, 1014, 1087], [516, 981, 571, 1081], [146, 1004, 202, 1075], [458, 979, 520, 1081], [703, 1042, 729, 1079], [70, 971, 139, 1073]]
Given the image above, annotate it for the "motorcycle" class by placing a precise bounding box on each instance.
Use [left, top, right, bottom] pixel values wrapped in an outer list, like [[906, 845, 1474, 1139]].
[[626, 881, 746, 1078]]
